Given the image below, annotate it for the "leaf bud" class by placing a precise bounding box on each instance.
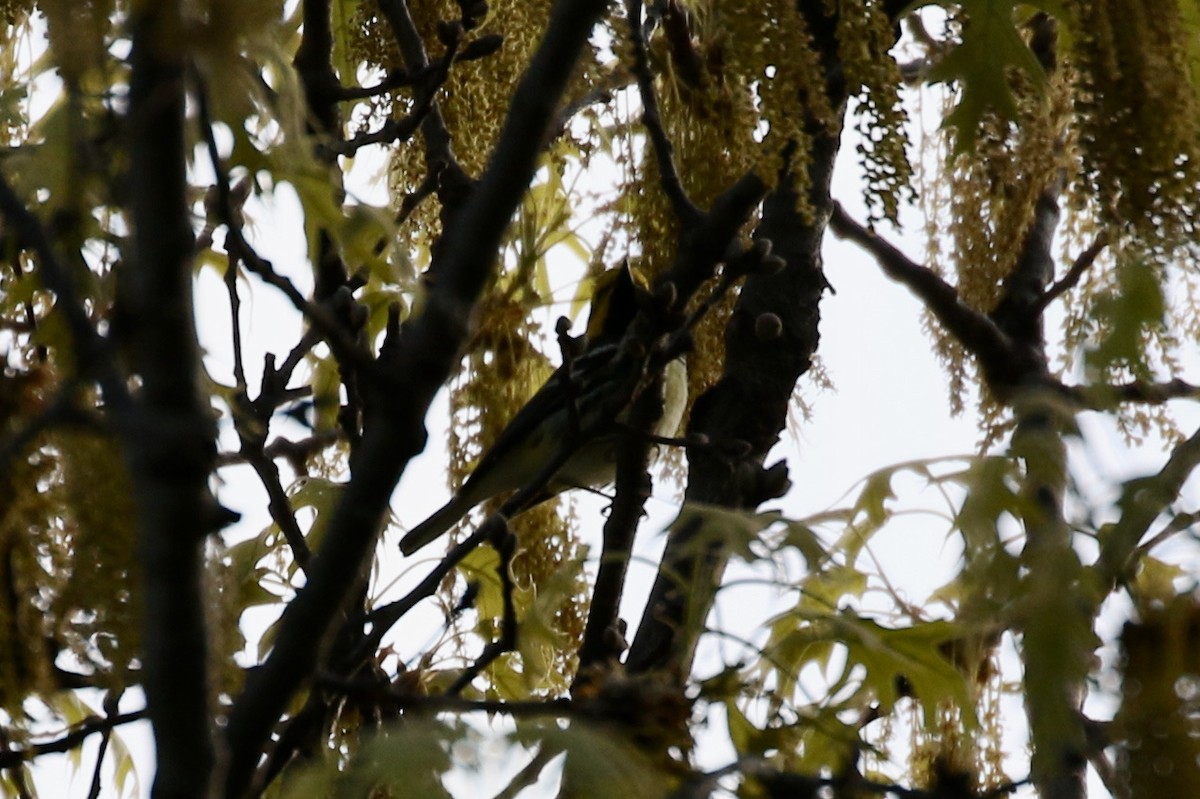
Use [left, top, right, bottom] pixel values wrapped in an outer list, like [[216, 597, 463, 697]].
[[755, 312, 783, 341]]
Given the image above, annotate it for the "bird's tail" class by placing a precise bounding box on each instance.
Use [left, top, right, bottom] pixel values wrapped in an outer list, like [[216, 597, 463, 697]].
[[399, 495, 473, 555]]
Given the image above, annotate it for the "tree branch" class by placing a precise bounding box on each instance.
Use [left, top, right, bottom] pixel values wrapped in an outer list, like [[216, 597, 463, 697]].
[[447, 522, 518, 695], [1036, 231, 1109, 312], [220, 3, 611, 792], [829, 201, 1033, 392], [574, 372, 660, 680], [625, 0, 703, 225], [1060, 377, 1200, 409], [195, 84, 375, 378], [126, 5, 219, 795], [375, 0, 472, 218], [0, 710, 147, 769]]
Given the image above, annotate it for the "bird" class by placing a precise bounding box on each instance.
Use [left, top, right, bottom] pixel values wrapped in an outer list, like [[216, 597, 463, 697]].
[[399, 264, 687, 555]]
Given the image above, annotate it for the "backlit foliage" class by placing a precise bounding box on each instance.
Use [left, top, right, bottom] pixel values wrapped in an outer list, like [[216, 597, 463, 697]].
[[1067, 0, 1200, 256], [918, 3, 1200, 438]]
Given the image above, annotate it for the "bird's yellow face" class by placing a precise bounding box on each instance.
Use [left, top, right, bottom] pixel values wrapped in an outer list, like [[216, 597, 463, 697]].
[[584, 262, 648, 345]]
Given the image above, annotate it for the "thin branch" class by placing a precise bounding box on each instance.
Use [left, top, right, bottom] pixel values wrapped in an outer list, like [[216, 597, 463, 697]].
[[625, 0, 703, 225], [447, 522, 518, 694], [221, 3, 611, 792], [195, 79, 375, 376], [358, 405, 609, 666], [215, 430, 339, 469], [225, 256, 248, 389], [317, 675, 576, 717], [490, 744, 564, 799], [1061, 377, 1200, 409], [829, 201, 1020, 388], [0, 710, 148, 769], [0, 182, 130, 415], [375, 0, 470, 206], [333, 67, 420, 101], [395, 164, 445, 228], [322, 32, 459, 159], [1036, 231, 1109, 312], [243, 445, 313, 571], [197, 85, 319, 573], [552, 72, 629, 137], [322, 112, 425, 157], [85, 727, 111, 799]]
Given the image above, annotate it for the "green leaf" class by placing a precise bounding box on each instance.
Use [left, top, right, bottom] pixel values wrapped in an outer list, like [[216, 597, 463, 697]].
[[458, 544, 505, 620], [309, 352, 343, 433], [537, 721, 677, 798], [830, 614, 974, 724], [778, 520, 829, 567], [763, 609, 974, 726], [107, 727, 141, 799], [226, 536, 285, 613], [724, 699, 757, 755], [911, 0, 1067, 151], [282, 718, 460, 799], [515, 558, 582, 692], [1084, 256, 1167, 377], [287, 475, 344, 560], [953, 456, 1021, 554]]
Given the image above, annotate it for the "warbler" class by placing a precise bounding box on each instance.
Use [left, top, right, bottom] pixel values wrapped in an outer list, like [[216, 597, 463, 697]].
[[399, 265, 687, 555]]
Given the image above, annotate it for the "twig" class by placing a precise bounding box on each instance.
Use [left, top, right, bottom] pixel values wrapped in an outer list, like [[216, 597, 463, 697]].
[[0, 710, 148, 769], [447, 522, 518, 694], [86, 727, 111, 799], [375, 0, 470, 200], [224, 255, 247, 389], [194, 81, 375, 376], [829, 201, 1017, 387], [244, 447, 313, 571], [318, 676, 576, 717], [1036, 231, 1109, 312], [333, 67, 420, 101], [319, 38, 452, 159], [216, 429, 338, 469], [1061, 377, 1200, 408], [196, 85, 323, 572], [551, 71, 630, 137], [396, 164, 444, 226], [625, 0, 703, 225], [490, 743, 564, 799], [321, 111, 428, 157], [220, 2, 611, 792]]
